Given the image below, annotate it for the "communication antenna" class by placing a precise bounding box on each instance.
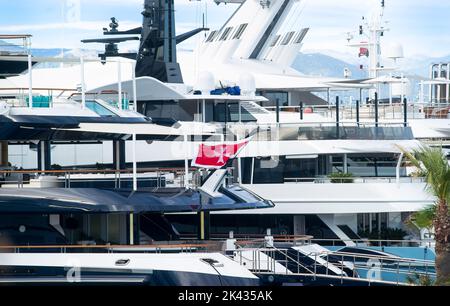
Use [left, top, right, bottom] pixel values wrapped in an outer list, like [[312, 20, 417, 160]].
[[347, 0, 391, 97], [82, 0, 209, 83]]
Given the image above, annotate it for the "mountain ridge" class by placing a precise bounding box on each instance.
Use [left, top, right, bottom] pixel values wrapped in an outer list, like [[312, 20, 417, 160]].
[[2, 40, 448, 79]]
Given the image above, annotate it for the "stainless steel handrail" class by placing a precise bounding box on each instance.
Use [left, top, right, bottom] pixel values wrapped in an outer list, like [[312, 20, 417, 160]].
[[0, 167, 196, 189], [232, 245, 436, 286], [283, 176, 426, 184]]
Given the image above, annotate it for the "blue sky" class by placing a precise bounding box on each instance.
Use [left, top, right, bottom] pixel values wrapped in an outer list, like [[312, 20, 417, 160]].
[[0, 0, 449, 59]]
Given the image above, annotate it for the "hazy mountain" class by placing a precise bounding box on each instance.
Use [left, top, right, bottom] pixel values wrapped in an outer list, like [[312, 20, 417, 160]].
[[3, 40, 448, 81], [2, 45, 99, 68], [402, 55, 450, 78], [292, 52, 366, 79], [294, 51, 450, 79]]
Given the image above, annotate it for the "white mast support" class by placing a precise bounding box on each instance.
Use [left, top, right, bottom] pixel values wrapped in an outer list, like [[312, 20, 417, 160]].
[[28, 54, 33, 108], [129, 214, 134, 245], [389, 76, 393, 105], [396, 152, 404, 187], [343, 153, 348, 174], [237, 132, 242, 183], [438, 64, 442, 103], [420, 81, 425, 103], [202, 99, 206, 122], [327, 88, 331, 106], [437, 83, 441, 105], [358, 2, 388, 99], [238, 101, 242, 123], [132, 133, 137, 191], [429, 65, 434, 103], [40, 141, 46, 172], [132, 61, 137, 112], [400, 73, 405, 106], [447, 63, 450, 104], [80, 56, 86, 109], [250, 157, 255, 184], [117, 59, 122, 110], [184, 133, 189, 189]]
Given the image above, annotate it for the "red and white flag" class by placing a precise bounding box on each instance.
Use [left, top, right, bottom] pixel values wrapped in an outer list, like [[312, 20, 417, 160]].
[[191, 138, 251, 169]]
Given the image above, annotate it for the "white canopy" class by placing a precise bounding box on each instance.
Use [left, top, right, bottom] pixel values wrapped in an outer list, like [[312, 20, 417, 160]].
[[420, 78, 450, 85], [58, 122, 215, 137], [323, 81, 373, 89], [89, 76, 268, 102], [88, 76, 187, 101], [362, 75, 408, 84], [238, 139, 423, 158]]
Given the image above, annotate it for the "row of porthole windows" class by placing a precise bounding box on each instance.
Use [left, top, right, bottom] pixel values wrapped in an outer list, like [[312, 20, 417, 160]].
[[270, 28, 309, 47], [205, 23, 248, 43]]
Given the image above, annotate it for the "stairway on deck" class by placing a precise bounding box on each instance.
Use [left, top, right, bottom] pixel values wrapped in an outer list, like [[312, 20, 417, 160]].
[[318, 215, 356, 247]]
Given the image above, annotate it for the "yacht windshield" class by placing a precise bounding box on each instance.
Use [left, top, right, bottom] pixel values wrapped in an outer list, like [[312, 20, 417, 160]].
[[85, 101, 117, 117]]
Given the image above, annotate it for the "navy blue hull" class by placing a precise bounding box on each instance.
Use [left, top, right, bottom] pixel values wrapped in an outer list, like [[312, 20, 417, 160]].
[[0, 266, 260, 286]]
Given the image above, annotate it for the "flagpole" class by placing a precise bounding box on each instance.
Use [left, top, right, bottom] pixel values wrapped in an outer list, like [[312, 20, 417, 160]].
[[184, 133, 189, 189], [237, 132, 242, 183]]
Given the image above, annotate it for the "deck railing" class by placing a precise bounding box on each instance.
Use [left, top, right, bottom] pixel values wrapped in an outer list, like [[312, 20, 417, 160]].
[[179, 234, 434, 248], [0, 167, 200, 189], [0, 241, 223, 254], [263, 102, 450, 121], [0, 237, 436, 285], [310, 238, 435, 248], [283, 176, 426, 184], [232, 244, 436, 286]]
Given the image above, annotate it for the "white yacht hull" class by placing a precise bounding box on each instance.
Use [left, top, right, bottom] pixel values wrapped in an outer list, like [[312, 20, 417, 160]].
[[0, 252, 260, 286]]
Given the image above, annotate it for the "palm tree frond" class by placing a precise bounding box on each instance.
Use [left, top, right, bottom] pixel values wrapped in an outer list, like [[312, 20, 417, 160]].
[[410, 206, 436, 229]]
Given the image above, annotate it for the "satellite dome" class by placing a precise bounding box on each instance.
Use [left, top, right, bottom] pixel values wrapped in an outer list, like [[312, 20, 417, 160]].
[[385, 43, 404, 59], [196, 71, 215, 93]]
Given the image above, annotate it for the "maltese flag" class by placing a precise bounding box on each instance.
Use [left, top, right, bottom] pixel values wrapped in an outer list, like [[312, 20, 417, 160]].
[[191, 137, 251, 169]]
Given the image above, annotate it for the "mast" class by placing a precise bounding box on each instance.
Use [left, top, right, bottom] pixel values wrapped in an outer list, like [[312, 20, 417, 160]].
[[82, 0, 208, 83], [366, 0, 385, 95], [136, 0, 183, 83], [347, 0, 389, 98]]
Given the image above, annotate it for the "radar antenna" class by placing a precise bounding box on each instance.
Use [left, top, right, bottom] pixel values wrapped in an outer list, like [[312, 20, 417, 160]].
[[82, 0, 209, 83]]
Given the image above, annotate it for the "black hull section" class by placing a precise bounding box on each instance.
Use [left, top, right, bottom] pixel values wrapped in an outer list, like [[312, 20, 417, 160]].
[[0, 266, 260, 286], [257, 274, 400, 287], [0, 115, 177, 141], [0, 59, 35, 77]]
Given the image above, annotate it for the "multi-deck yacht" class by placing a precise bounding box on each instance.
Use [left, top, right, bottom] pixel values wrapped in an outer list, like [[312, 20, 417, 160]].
[[0, 0, 442, 286], [0, 0, 443, 248], [0, 23, 273, 286]]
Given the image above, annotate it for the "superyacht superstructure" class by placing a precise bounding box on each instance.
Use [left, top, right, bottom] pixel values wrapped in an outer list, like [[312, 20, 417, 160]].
[[0, 0, 443, 252], [0, 0, 444, 287]]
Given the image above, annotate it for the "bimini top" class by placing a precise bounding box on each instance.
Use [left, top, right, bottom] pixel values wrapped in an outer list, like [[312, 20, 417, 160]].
[[0, 187, 273, 214]]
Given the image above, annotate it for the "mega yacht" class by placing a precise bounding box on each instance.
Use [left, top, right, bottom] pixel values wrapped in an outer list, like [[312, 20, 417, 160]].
[[0, 10, 274, 285], [0, 0, 443, 287], [0, 0, 442, 247]]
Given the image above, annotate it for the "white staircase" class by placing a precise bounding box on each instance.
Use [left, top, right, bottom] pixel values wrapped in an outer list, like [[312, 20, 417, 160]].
[[318, 214, 356, 247]]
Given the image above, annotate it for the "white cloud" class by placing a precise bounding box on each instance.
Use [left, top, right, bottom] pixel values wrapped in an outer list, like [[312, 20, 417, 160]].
[[299, 0, 450, 58], [2, 0, 447, 58]]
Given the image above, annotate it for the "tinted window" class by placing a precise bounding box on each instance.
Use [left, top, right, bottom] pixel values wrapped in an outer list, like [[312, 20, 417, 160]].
[[281, 31, 295, 45], [219, 27, 233, 41], [85, 101, 117, 117], [233, 24, 248, 39], [213, 103, 256, 122]]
